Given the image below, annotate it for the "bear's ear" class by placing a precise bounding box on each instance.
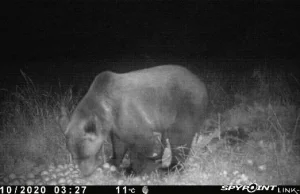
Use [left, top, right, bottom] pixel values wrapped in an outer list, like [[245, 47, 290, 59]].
[[83, 118, 102, 142], [59, 106, 70, 134], [83, 117, 98, 135], [83, 114, 108, 139]]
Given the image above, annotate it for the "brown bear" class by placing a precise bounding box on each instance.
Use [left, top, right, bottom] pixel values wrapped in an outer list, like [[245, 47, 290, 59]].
[[59, 65, 208, 176]]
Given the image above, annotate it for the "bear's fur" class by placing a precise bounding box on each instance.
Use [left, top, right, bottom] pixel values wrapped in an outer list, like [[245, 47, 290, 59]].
[[60, 65, 208, 176]]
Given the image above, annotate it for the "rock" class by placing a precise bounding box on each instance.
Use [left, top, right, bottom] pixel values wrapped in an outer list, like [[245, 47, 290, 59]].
[[8, 173, 16, 180], [18, 179, 25, 185], [133, 177, 141, 182], [48, 180, 57, 185], [64, 170, 70, 176], [258, 164, 266, 171], [19, 175, 25, 180], [41, 170, 49, 176], [55, 168, 61, 173], [25, 180, 35, 185], [117, 180, 124, 185], [27, 173, 35, 179], [42, 176, 50, 182], [240, 174, 248, 182], [49, 164, 55, 170], [11, 179, 20, 185], [103, 163, 110, 169], [247, 159, 253, 165], [51, 174, 57, 179], [110, 166, 117, 172], [3, 177, 9, 183], [58, 178, 66, 185], [66, 178, 73, 185]]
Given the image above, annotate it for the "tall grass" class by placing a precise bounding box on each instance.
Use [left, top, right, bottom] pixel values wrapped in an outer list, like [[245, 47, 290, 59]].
[[192, 66, 300, 184], [0, 71, 82, 175]]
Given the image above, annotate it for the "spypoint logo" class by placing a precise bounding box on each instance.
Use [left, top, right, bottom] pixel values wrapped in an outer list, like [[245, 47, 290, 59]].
[[221, 183, 277, 193]]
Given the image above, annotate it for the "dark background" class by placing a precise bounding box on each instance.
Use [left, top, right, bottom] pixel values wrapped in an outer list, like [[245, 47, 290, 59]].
[[1, 1, 300, 94]]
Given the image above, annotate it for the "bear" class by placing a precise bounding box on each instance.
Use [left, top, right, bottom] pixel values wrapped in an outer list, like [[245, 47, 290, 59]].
[[59, 65, 208, 176]]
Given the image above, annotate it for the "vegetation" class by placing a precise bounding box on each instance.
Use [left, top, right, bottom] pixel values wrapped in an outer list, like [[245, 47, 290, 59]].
[[0, 62, 299, 185]]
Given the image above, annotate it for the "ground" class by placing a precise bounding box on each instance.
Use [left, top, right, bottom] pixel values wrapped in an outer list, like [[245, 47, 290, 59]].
[[0, 65, 299, 185]]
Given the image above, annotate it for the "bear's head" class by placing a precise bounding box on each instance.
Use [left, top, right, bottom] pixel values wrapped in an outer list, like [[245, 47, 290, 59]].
[[59, 100, 112, 176]]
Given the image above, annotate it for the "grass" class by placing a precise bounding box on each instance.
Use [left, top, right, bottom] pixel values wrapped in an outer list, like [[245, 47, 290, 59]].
[[0, 71, 81, 175], [0, 62, 299, 185]]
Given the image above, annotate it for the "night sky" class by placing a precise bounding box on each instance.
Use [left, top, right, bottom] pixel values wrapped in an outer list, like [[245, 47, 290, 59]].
[[1, 1, 300, 92]]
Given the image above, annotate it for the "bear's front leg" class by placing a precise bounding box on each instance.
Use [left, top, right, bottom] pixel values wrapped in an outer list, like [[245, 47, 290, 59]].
[[109, 133, 129, 170], [126, 146, 160, 176]]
